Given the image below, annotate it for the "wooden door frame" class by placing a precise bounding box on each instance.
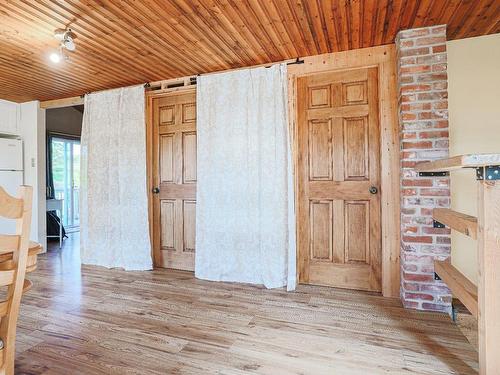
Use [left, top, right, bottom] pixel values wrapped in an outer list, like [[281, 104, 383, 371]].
[[288, 45, 400, 298], [145, 87, 196, 267]]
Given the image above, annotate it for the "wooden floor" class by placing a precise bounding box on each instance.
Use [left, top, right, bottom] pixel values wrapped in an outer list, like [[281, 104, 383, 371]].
[[15, 233, 478, 374]]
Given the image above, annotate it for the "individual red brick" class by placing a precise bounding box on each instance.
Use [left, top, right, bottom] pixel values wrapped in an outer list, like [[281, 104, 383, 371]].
[[433, 81, 448, 90], [402, 141, 433, 149], [431, 25, 447, 34], [403, 272, 434, 283], [399, 28, 430, 39], [419, 130, 449, 139], [422, 227, 451, 235], [402, 179, 433, 187], [402, 188, 418, 196], [422, 302, 449, 312], [433, 100, 448, 110], [402, 132, 417, 139], [432, 45, 446, 53], [432, 63, 447, 72], [417, 91, 448, 101], [403, 282, 420, 291], [400, 65, 431, 74], [416, 73, 448, 82], [405, 292, 434, 301], [403, 263, 419, 272], [403, 235, 433, 243], [402, 112, 417, 121], [401, 84, 432, 93], [400, 47, 430, 57], [415, 36, 446, 46], [436, 236, 451, 244], [420, 188, 450, 196], [416, 53, 446, 64], [420, 283, 450, 293], [420, 208, 433, 216]]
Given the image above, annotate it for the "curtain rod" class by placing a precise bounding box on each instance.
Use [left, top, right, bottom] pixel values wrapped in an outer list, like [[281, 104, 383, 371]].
[[145, 57, 304, 88], [42, 57, 305, 106]]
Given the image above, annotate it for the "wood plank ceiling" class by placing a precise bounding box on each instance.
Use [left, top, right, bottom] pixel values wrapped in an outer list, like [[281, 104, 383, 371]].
[[0, 0, 499, 103]]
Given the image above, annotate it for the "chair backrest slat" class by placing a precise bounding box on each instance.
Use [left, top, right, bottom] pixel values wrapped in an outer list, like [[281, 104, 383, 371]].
[[0, 235, 20, 255], [0, 187, 23, 219], [0, 185, 32, 375]]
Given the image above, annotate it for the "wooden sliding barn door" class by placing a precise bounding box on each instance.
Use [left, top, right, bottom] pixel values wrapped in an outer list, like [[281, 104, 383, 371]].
[[152, 91, 196, 271], [297, 67, 382, 292]]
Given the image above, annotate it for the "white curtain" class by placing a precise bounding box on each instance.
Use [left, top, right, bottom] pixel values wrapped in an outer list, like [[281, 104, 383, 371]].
[[80, 85, 152, 270], [196, 64, 296, 290]]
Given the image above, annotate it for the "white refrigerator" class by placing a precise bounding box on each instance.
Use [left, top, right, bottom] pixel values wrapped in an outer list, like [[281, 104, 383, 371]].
[[0, 137, 24, 234]]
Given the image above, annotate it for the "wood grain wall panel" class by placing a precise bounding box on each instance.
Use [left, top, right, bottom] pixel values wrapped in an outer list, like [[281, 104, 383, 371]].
[[1, 1, 498, 102]]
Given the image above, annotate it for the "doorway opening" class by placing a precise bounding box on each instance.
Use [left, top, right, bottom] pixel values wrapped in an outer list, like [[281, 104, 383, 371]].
[[45, 104, 83, 252], [49, 136, 80, 231]]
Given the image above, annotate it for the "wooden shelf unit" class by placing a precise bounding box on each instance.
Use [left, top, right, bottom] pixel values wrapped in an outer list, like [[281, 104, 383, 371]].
[[433, 208, 478, 239], [415, 153, 500, 375]]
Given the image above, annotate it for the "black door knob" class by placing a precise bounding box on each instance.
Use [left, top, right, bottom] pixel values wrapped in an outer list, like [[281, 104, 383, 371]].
[[369, 186, 378, 194], [152, 187, 160, 194]]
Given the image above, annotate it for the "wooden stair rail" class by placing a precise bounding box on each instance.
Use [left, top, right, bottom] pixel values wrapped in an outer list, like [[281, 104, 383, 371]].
[[433, 208, 478, 239], [415, 153, 500, 375], [415, 153, 500, 172], [434, 261, 478, 318]]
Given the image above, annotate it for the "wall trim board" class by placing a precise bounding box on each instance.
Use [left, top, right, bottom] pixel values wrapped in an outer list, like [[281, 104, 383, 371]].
[[287, 45, 401, 298]]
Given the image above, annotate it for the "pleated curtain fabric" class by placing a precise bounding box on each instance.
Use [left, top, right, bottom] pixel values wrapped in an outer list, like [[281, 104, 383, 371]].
[[195, 64, 296, 290], [80, 85, 152, 270]]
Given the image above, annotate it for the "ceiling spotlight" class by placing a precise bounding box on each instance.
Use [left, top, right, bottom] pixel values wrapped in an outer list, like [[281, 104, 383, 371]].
[[51, 28, 77, 62], [49, 52, 61, 63]]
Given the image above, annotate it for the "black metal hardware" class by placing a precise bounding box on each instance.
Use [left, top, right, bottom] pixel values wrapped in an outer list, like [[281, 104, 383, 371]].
[[451, 304, 458, 322], [418, 171, 449, 177], [476, 165, 500, 181], [369, 186, 378, 194], [434, 272, 441, 281], [287, 57, 305, 65], [152, 187, 160, 194], [433, 220, 445, 228]]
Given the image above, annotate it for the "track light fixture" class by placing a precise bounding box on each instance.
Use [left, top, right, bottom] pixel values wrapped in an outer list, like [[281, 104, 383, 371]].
[[49, 28, 77, 63]]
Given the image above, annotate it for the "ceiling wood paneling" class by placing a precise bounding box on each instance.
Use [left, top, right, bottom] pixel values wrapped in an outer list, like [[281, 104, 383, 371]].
[[0, 0, 499, 103]]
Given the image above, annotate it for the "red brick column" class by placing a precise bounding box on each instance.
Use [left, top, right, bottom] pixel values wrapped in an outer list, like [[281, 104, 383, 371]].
[[396, 25, 452, 313]]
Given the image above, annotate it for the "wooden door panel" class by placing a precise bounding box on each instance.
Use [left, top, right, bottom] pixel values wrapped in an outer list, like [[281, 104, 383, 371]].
[[153, 91, 196, 271], [182, 132, 197, 183], [160, 200, 175, 250], [343, 116, 369, 180], [160, 134, 174, 183], [298, 67, 381, 292], [308, 120, 333, 181], [344, 201, 369, 264], [309, 200, 333, 261]]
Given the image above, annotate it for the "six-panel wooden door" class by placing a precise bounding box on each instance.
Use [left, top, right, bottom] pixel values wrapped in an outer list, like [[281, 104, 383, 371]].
[[297, 67, 382, 292], [152, 91, 197, 271]]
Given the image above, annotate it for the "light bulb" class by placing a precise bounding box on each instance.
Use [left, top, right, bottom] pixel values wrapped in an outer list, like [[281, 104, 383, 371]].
[[50, 52, 61, 63]]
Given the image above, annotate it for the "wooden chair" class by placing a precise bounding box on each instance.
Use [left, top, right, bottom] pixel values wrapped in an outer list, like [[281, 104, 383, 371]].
[[0, 186, 33, 375]]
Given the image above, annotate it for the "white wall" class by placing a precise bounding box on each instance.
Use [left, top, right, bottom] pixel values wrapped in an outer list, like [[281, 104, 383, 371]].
[[448, 34, 500, 285], [17, 102, 46, 249]]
